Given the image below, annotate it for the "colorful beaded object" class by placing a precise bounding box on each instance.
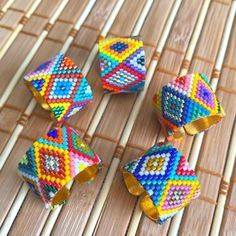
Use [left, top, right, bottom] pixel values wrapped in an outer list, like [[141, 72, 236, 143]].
[[98, 36, 146, 93], [153, 73, 225, 140], [17, 126, 101, 209], [24, 54, 93, 123], [123, 143, 200, 224]]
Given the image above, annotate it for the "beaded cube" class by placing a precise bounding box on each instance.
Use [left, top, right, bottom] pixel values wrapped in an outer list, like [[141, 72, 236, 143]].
[[123, 143, 200, 224], [98, 36, 146, 93], [17, 126, 101, 209], [153, 73, 225, 140], [24, 54, 93, 123]]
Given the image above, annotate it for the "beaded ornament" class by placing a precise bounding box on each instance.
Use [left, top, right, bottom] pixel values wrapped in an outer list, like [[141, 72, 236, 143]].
[[153, 73, 225, 140], [123, 143, 200, 224], [98, 36, 146, 93], [24, 54, 93, 123], [17, 126, 101, 209]]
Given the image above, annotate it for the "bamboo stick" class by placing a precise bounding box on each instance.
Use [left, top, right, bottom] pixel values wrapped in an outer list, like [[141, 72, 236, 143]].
[[0, 0, 126, 172], [95, 0, 206, 229], [1, 0, 128, 233], [0, 0, 15, 19], [126, 198, 143, 236], [48, 0, 124, 229], [86, 0, 153, 138], [83, 1, 183, 235], [211, 120, 236, 236], [126, 1, 213, 234], [41, 1, 155, 235], [0, 0, 73, 170], [0, 183, 28, 236], [0, 0, 126, 234], [46, 2, 174, 235], [129, 0, 234, 233], [168, 2, 236, 236], [0, 0, 70, 108], [0, 1, 97, 235], [0, 0, 41, 60]]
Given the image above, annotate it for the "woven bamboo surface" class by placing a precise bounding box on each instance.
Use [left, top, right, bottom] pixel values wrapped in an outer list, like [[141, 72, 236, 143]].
[[0, 0, 235, 235]]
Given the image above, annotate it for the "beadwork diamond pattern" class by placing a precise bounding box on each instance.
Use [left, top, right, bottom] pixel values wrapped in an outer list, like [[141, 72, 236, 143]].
[[18, 126, 101, 208], [153, 73, 224, 131], [24, 54, 93, 123], [124, 143, 200, 224], [99, 37, 146, 93]]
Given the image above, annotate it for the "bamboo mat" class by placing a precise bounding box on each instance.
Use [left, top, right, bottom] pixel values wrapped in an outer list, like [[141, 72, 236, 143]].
[[0, 0, 235, 235]]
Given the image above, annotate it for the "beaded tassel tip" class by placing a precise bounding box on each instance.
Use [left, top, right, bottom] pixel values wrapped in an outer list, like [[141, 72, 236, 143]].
[[153, 73, 225, 140], [17, 126, 101, 209], [24, 53, 93, 123], [123, 143, 200, 224], [98, 36, 146, 94]]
